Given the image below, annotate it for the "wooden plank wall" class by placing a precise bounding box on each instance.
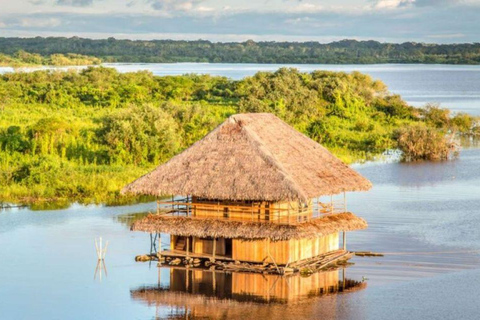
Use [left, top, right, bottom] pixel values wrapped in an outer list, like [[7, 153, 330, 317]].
[[232, 233, 339, 264], [190, 197, 315, 222], [189, 237, 226, 256]]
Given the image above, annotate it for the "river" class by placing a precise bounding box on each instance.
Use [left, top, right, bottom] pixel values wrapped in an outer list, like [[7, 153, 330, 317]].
[[1, 64, 480, 319]]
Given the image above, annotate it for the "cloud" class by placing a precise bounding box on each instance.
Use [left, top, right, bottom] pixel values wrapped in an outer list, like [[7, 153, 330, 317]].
[[1, 2, 480, 43], [19, 17, 61, 28], [427, 33, 466, 38], [148, 0, 210, 13], [55, 0, 95, 7], [374, 0, 415, 9], [29, 0, 48, 5]]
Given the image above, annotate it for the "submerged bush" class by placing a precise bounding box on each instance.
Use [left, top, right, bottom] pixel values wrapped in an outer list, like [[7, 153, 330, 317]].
[[395, 124, 458, 161]]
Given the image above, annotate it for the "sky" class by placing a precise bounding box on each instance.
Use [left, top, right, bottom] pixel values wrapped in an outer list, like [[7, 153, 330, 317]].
[[0, 0, 479, 43]]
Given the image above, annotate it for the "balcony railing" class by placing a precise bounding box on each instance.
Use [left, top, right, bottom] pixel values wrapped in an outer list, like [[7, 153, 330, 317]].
[[154, 195, 347, 225]]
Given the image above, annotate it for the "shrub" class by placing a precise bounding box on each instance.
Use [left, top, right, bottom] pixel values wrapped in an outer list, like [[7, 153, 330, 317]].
[[395, 124, 458, 161]]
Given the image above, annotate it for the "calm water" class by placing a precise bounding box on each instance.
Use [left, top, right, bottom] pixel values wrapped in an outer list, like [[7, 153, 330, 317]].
[[1, 63, 480, 318], [1, 63, 480, 115], [1, 145, 480, 319]]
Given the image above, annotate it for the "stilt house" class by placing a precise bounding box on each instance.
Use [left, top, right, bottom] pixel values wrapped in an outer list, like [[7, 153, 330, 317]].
[[123, 113, 371, 266]]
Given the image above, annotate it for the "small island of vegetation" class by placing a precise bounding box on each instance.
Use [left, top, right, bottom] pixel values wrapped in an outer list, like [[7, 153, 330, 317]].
[[0, 50, 101, 67], [0, 67, 477, 207]]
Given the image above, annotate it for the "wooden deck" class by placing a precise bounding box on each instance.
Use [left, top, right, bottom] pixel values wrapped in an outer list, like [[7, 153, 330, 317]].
[[155, 249, 353, 275], [160, 249, 234, 262]]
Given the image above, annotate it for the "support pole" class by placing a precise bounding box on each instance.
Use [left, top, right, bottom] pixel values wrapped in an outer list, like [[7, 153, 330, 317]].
[[212, 238, 216, 262], [330, 195, 333, 214], [186, 237, 190, 259], [343, 231, 347, 251]]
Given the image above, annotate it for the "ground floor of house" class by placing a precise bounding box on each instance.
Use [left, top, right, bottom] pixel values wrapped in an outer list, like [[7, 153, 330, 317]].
[[168, 232, 342, 265]]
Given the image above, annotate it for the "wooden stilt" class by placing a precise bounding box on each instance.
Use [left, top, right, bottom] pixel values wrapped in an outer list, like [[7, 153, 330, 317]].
[[186, 237, 190, 258], [343, 231, 347, 251], [330, 195, 333, 214], [212, 238, 216, 262]]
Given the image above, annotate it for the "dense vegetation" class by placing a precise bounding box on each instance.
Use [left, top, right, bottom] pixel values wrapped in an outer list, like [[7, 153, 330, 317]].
[[0, 67, 475, 207], [0, 50, 101, 67], [1, 37, 480, 64]]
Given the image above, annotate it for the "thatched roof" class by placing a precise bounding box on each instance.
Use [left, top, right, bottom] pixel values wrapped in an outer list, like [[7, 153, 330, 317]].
[[130, 212, 367, 241], [122, 113, 372, 202]]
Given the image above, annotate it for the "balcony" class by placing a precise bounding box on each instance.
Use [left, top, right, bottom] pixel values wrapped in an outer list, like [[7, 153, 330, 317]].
[[154, 195, 348, 225]]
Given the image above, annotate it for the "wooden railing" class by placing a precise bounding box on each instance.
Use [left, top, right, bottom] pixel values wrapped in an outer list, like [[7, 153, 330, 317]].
[[155, 195, 347, 225]]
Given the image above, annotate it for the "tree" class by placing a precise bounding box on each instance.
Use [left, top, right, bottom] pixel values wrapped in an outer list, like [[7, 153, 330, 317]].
[[99, 104, 181, 165]]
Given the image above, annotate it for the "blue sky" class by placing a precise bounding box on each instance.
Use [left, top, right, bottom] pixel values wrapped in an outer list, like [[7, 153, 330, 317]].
[[0, 0, 479, 43]]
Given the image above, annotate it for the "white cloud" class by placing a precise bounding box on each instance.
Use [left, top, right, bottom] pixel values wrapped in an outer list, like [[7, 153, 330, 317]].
[[148, 0, 210, 13], [19, 17, 61, 28], [56, 0, 95, 6], [375, 0, 415, 9], [427, 33, 466, 38]]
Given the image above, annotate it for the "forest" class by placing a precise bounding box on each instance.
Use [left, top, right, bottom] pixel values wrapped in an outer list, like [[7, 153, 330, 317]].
[[0, 37, 480, 64], [0, 50, 101, 67], [0, 67, 476, 207]]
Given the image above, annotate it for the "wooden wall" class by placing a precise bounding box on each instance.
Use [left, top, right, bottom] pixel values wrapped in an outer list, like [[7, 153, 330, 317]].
[[171, 233, 339, 264], [193, 237, 226, 256], [171, 235, 226, 256], [190, 197, 313, 222], [232, 233, 339, 265]]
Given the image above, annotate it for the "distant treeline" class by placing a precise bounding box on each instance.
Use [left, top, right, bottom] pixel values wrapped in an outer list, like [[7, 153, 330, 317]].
[[0, 37, 480, 64]]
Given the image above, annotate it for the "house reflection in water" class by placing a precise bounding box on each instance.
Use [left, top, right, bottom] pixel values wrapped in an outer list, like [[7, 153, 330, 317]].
[[131, 267, 366, 319]]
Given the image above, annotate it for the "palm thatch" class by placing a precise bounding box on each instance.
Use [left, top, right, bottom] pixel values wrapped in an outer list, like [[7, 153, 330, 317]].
[[130, 212, 367, 241], [122, 113, 372, 202]]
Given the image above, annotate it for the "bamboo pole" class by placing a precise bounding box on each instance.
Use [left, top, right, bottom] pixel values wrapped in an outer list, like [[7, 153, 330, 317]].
[[186, 237, 190, 258], [212, 238, 216, 262], [330, 195, 333, 214], [343, 231, 347, 251]]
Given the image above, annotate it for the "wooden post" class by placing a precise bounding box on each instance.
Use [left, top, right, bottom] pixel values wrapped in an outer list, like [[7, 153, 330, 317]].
[[330, 195, 333, 214], [158, 233, 161, 253], [343, 231, 347, 251], [157, 199, 160, 214], [186, 236, 190, 258], [251, 202, 253, 221], [212, 238, 216, 261], [287, 206, 290, 224]]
